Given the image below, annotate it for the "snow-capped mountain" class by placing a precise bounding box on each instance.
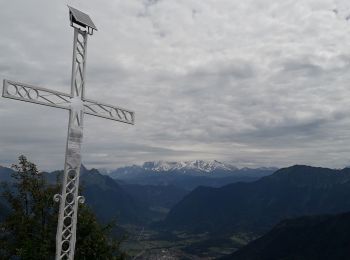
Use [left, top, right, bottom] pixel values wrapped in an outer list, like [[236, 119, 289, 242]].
[[142, 160, 238, 173], [105, 160, 278, 189]]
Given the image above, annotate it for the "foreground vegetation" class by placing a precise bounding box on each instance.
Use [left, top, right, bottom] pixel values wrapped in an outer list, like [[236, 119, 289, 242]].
[[0, 155, 125, 260]]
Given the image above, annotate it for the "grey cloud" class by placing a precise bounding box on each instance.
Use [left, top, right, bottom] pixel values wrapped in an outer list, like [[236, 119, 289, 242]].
[[2, 0, 350, 170], [282, 60, 323, 77]]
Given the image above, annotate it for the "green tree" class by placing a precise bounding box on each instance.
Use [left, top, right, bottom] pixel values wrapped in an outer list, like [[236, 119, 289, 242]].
[[0, 155, 126, 260]]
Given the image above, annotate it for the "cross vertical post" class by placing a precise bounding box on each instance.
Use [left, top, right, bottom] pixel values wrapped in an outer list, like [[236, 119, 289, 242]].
[[2, 6, 135, 260], [54, 22, 89, 260]]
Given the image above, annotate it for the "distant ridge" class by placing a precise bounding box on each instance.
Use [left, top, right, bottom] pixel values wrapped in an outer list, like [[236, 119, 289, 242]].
[[0, 165, 14, 183], [162, 165, 350, 234], [106, 160, 278, 175], [141, 160, 239, 172], [106, 160, 277, 189], [0, 165, 152, 225]]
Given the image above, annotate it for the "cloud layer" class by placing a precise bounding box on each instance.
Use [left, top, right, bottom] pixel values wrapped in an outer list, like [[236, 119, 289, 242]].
[[1, 0, 350, 170]]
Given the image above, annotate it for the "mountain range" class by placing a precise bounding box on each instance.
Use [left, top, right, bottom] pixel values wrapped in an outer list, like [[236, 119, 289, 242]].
[[162, 165, 350, 236], [106, 160, 277, 189], [107, 160, 277, 175], [0, 164, 190, 225], [139, 160, 239, 173], [3, 162, 350, 258]]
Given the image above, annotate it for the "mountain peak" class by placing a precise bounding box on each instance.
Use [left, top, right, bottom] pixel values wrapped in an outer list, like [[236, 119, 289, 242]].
[[141, 160, 238, 173]]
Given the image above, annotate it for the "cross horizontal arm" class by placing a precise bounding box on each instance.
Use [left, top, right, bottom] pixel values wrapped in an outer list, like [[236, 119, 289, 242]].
[[2, 79, 71, 110], [83, 98, 135, 125]]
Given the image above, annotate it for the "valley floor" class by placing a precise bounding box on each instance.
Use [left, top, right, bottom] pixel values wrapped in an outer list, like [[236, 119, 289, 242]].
[[121, 225, 255, 259]]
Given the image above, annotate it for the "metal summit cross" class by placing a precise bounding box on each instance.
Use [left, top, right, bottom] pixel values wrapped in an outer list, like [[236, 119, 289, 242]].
[[2, 6, 135, 260]]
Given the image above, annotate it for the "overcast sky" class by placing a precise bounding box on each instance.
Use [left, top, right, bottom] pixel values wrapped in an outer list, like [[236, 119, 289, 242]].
[[1, 0, 350, 170]]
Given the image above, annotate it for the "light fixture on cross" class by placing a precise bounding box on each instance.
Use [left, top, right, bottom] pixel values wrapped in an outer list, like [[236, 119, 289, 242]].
[[1, 6, 135, 260]]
